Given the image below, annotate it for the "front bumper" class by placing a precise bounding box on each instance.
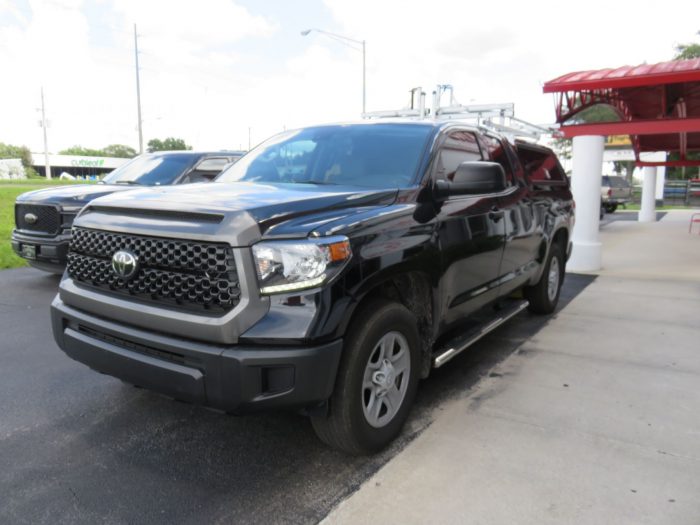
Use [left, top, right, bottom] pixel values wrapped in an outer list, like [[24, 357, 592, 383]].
[[11, 229, 70, 271], [51, 296, 343, 413]]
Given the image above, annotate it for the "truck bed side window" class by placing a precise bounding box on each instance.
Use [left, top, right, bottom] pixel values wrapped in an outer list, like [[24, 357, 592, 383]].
[[517, 146, 567, 186]]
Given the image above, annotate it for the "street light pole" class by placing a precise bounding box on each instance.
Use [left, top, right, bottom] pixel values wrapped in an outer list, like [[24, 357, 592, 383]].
[[301, 28, 366, 115], [134, 23, 144, 154], [40, 86, 51, 180]]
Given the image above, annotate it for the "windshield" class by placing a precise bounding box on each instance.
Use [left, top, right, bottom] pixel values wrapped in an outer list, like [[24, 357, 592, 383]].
[[102, 155, 197, 186], [216, 124, 433, 188]]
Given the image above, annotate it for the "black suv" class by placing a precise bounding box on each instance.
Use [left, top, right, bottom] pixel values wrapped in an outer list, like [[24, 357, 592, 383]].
[[51, 122, 573, 454], [12, 150, 243, 273]]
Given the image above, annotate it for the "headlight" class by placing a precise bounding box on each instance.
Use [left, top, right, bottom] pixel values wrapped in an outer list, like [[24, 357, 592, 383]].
[[252, 236, 352, 294]]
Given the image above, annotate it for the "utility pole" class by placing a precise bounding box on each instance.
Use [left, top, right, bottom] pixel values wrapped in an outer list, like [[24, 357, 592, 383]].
[[134, 24, 144, 154], [40, 87, 51, 180], [361, 39, 366, 115]]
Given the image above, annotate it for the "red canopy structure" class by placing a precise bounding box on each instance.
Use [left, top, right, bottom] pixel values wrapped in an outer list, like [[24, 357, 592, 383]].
[[543, 58, 700, 167]]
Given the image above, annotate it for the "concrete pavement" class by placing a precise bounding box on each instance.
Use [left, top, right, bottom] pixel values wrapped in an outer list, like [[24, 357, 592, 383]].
[[324, 210, 700, 525]]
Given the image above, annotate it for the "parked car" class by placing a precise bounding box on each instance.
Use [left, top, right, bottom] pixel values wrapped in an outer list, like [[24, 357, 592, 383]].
[[601, 175, 632, 213], [12, 150, 244, 273], [51, 122, 573, 454]]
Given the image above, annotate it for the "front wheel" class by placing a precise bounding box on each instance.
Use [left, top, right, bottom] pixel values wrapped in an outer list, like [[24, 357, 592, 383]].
[[524, 242, 564, 314], [311, 300, 420, 455]]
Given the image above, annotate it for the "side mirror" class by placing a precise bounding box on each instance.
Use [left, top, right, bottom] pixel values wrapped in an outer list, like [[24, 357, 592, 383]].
[[434, 161, 507, 198]]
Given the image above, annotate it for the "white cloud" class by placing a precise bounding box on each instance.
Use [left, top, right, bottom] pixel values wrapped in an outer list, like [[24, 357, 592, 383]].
[[1, 0, 699, 154]]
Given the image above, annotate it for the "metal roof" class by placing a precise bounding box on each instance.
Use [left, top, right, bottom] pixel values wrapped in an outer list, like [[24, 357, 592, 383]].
[[543, 58, 700, 92], [543, 58, 700, 166]]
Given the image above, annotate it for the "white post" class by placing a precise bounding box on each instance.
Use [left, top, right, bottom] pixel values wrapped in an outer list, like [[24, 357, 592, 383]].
[[655, 165, 666, 202], [639, 166, 658, 222], [568, 135, 605, 272]]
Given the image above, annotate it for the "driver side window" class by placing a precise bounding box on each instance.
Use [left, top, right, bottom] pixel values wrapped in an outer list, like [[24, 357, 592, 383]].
[[434, 130, 483, 182]]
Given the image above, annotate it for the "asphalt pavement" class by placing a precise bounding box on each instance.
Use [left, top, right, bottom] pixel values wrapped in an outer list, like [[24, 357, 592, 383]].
[[0, 267, 592, 524]]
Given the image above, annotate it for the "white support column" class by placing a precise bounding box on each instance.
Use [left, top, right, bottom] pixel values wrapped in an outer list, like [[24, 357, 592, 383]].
[[655, 165, 666, 202], [639, 166, 658, 222], [568, 135, 605, 272]]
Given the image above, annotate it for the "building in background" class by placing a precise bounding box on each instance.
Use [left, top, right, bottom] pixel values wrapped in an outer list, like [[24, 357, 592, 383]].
[[30, 153, 130, 179]]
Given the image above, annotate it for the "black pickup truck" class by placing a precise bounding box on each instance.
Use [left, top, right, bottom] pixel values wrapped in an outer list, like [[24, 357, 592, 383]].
[[51, 121, 573, 454], [12, 151, 243, 273]]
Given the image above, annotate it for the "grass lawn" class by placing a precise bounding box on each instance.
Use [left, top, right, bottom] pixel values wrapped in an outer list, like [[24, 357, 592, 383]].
[[0, 179, 91, 269], [623, 203, 697, 211]]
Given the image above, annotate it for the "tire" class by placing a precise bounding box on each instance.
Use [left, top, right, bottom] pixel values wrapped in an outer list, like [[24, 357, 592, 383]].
[[605, 203, 618, 213], [524, 242, 564, 315], [311, 299, 420, 455]]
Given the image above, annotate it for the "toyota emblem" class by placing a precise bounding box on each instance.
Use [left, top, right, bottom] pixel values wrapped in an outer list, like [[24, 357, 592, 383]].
[[111, 250, 139, 280]]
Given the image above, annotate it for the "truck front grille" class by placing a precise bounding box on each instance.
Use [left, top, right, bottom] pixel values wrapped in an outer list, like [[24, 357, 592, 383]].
[[15, 204, 60, 234], [67, 227, 241, 314]]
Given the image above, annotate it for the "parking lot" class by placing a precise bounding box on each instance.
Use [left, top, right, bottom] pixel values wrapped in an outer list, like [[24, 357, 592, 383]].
[[0, 264, 592, 524]]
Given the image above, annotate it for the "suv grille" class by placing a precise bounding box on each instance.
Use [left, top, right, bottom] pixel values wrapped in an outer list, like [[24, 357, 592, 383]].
[[15, 204, 60, 234], [67, 227, 241, 314]]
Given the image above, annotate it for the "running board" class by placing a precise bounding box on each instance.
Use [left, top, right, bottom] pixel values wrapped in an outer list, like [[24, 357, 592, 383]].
[[433, 300, 529, 369]]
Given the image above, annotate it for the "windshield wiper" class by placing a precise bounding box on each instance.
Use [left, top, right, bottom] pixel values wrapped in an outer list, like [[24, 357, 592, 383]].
[[295, 180, 337, 185], [113, 180, 142, 185]]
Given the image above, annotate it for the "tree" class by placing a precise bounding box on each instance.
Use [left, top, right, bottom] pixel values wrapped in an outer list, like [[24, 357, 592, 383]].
[[59, 144, 137, 158], [674, 31, 700, 60], [0, 142, 33, 168], [147, 137, 192, 152], [59, 145, 104, 157], [551, 102, 621, 162], [102, 144, 137, 158], [667, 32, 700, 179]]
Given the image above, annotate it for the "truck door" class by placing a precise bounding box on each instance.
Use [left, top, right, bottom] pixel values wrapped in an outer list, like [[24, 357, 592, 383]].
[[434, 130, 506, 330], [481, 136, 543, 295]]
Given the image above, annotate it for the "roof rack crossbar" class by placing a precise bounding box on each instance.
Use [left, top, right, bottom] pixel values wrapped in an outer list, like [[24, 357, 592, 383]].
[[362, 85, 555, 140]]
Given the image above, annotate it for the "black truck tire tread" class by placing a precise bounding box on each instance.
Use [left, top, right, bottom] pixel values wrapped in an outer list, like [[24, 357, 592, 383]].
[[311, 299, 420, 455], [524, 242, 564, 315]]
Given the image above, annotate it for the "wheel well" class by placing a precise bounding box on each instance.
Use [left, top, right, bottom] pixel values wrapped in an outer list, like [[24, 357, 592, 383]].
[[552, 228, 568, 254], [537, 228, 569, 266], [353, 272, 434, 379]]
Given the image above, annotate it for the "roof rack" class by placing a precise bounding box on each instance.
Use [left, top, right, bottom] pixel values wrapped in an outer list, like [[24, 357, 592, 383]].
[[362, 84, 555, 141]]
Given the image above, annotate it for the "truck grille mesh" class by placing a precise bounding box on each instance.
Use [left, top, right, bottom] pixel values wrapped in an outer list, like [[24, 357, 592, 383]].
[[15, 204, 61, 234], [67, 227, 240, 314]]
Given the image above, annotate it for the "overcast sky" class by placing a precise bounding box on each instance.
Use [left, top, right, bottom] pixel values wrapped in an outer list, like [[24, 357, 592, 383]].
[[1, 0, 698, 154]]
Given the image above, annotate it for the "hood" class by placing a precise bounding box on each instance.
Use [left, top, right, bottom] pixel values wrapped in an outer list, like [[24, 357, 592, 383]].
[[82, 182, 398, 236], [15, 184, 138, 209]]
